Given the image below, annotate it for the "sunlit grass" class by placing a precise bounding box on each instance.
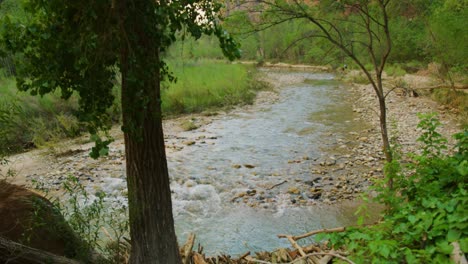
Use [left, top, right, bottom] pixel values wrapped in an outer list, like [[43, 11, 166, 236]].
[[162, 60, 264, 114], [0, 60, 266, 154]]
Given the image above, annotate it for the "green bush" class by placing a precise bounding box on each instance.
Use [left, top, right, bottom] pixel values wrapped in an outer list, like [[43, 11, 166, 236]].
[[386, 64, 407, 77], [32, 175, 130, 263], [320, 114, 468, 263]]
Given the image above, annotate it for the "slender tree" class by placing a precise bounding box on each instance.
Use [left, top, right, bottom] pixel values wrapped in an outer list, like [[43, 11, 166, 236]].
[[1, 0, 239, 263], [251, 0, 394, 185]]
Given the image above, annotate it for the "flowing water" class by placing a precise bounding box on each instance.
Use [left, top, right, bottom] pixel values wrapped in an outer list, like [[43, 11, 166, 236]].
[[157, 68, 372, 255]]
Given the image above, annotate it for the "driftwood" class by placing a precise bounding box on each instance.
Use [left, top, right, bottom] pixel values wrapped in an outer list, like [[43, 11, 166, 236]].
[[238, 251, 250, 260], [0, 236, 81, 264], [193, 253, 208, 264], [181, 233, 196, 264], [267, 180, 288, 190], [275, 227, 353, 264], [278, 227, 346, 241], [177, 227, 353, 264], [284, 235, 306, 257]]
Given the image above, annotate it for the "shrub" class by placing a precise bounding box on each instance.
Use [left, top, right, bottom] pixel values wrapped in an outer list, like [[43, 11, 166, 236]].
[[32, 175, 130, 263], [386, 64, 407, 77], [320, 114, 468, 263]]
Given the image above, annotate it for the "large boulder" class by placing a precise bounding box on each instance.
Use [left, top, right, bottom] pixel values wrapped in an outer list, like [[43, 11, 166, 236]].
[[0, 180, 92, 261]]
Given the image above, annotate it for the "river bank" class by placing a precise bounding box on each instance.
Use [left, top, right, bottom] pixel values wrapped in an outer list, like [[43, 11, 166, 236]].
[[2, 67, 461, 207], [0, 66, 462, 255]]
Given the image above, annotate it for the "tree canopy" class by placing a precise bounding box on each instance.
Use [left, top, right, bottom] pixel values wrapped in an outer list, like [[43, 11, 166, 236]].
[[1, 0, 239, 138], [1, 1, 240, 263]]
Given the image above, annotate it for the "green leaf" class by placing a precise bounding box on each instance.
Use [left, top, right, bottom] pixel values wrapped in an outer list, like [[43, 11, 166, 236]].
[[380, 245, 390, 258], [408, 215, 417, 224], [90, 134, 99, 142], [447, 229, 461, 242], [436, 241, 454, 254], [460, 238, 468, 253], [456, 160, 468, 176], [98, 147, 109, 156], [404, 248, 417, 263]]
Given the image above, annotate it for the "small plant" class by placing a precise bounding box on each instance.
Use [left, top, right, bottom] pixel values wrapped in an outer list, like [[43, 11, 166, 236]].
[[0, 155, 17, 181], [319, 114, 468, 263], [30, 175, 130, 263], [181, 119, 199, 131], [386, 64, 407, 77], [346, 72, 370, 84]]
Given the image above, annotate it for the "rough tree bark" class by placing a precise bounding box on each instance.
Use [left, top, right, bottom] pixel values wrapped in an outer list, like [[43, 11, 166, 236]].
[[119, 1, 181, 263]]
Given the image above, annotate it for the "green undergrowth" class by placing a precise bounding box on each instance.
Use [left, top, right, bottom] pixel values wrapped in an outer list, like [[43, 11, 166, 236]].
[[0, 61, 266, 155], [0, 76, 121, 155], [31, 175, 129, 263], [162, 60, 268, 115], [0, 77, 82, 154], [319, 114, 468, 263]]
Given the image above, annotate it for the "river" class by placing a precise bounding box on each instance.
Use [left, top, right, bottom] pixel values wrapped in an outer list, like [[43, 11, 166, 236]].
[[165, 68, 371, 255], [8, 68, 374, 256]]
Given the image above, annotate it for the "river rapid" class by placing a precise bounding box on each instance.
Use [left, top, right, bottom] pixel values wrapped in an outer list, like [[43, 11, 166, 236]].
[[168, 68, 375, 254], [6, 68, 384, 256]]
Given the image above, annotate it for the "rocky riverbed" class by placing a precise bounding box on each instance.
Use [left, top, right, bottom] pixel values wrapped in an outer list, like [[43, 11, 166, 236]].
[[1, 68, 461, 209], [2, 66, 463, 255]]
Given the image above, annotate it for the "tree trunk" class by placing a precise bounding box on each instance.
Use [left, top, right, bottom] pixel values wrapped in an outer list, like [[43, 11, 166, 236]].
[[0, 237, 81, 264], [378, 94, 393, 189], [123, 100, 180, 264], [119, 1, 181, 263]]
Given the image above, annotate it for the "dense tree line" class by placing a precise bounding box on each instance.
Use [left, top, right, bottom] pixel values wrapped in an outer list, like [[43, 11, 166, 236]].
[[222, 0, 467, 73], [1, 0, 466, 75]]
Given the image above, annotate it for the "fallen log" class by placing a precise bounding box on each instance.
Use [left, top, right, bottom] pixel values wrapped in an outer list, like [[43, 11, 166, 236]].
[[278, 227, 346, 241], [0, 236, 81, 264]]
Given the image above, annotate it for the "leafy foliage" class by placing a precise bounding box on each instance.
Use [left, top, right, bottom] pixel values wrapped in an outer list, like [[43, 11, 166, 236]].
[[320, 114, 468, 263], [0, 0, 240, 154], [32, 175, 130, 263]]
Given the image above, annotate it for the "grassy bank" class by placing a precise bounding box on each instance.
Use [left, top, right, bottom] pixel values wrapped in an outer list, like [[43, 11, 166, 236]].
[[0, 77, 82, 154], [431, 89, 468, 128], [0, 61, 266, 155], [163, 60, 265, 114]]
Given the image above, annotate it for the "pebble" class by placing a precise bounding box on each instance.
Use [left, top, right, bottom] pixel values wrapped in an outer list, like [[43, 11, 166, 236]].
[[287, 187, 300, 195], [184, 141, 196, 146]]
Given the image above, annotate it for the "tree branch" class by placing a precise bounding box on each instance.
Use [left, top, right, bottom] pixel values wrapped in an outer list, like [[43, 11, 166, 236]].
[[278, 226, 346, 241], [0, 237, 81, 264]]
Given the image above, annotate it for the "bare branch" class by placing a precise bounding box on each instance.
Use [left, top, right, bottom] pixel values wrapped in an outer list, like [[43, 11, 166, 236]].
[[350, 3, 385, 27]]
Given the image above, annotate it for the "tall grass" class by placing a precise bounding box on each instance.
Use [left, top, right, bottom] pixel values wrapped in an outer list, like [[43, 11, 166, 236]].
[[431, 89, 468, 127], [0, 78, 82, 153], [162, 60, 266, 114], [0, 61, 266, 154]]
